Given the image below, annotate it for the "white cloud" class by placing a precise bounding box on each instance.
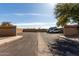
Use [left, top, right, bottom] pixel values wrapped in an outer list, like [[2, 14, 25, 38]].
[[14, 22, 56, 29], [14, 13, 42, 16], [15, 22, 56, 29], [14, 22, 55, 25], [13, 13, 50, 16], [0, 13, 51, 16], [14, 22, 56, 27]]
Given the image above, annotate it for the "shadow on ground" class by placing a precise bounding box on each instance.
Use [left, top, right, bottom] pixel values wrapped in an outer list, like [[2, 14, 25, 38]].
[[48, 38, 79, 56]]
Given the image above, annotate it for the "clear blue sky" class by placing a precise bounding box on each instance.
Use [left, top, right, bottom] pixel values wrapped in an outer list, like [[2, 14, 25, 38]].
[[0, 3, 56, 28]]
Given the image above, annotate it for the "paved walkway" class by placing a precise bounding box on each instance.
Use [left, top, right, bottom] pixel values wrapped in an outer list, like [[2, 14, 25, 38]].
[[0, 36, 23, 45]]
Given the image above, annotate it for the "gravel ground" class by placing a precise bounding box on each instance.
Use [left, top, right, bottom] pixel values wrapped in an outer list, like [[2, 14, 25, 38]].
[[41, 33, 79, 56], [0, 32, 63, 56], [40, 32, 63, 56], [0, 32, 38, 56], [40, 32, 63, 43]]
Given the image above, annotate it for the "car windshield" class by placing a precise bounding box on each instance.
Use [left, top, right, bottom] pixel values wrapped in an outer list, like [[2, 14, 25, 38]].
[[50, 28, 54, 30], [54, 29, 58, 30]]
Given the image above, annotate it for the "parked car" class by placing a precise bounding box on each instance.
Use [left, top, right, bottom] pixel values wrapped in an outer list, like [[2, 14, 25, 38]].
[[47, 27, 63, 33]]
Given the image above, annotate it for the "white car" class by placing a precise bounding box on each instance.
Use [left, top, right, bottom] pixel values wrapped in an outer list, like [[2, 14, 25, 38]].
[[48, 27, 63, 33]]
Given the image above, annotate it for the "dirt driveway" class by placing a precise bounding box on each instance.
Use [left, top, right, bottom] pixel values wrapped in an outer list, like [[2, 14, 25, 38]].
[[0, 32, 62, 56]]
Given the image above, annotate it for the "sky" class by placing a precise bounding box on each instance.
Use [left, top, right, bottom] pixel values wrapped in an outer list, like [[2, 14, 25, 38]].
[[0, 3, 57, 28]]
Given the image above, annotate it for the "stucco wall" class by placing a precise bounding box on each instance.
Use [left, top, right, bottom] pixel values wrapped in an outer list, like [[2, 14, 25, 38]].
[[64, 25, 79, 36], [0, 26, 16, 37], [23, 29, 47, 32]]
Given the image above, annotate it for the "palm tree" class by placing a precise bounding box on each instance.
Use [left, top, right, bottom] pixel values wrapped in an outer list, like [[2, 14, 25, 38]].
[[54, 3, 79, 27]]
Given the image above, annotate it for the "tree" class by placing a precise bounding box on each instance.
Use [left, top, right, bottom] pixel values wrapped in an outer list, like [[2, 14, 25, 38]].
[[54, 3, 79, 27], [1, 22, 13, 26]]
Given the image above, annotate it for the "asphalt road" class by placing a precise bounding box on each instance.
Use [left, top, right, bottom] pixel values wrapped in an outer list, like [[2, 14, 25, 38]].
[[0, 32, 63, 56]]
